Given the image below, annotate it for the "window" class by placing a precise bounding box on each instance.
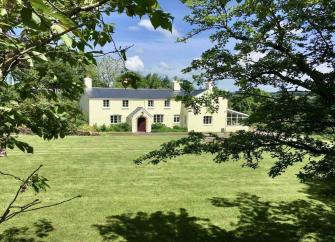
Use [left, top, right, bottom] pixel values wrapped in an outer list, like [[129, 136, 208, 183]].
[[110, 115, 121, 124], [148, 100, 154, 107], [203, 116, 212, 125], [227, 110, 248, 126], [174, 115, 180, 123], [122, 100, 129, 108], [164, 99, 171, 107], [154, 114, 164, 123], [103, 100, 110, 108]]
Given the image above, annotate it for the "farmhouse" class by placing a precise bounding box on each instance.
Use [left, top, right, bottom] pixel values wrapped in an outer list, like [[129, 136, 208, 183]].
[[80, 77, 249, 133]]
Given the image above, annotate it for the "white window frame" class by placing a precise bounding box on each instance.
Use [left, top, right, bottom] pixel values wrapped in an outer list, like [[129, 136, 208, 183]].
[[122, 100, 129, 108], [173, 115, 180, 123], [148, 100, 154, 108], [227, 109, 248, 126], [203, 116, 212, 125], [110, 115, 121, 124], [103, 99, 110, 108], [164, 99, 171, 108], [154, 114, 164, 123]]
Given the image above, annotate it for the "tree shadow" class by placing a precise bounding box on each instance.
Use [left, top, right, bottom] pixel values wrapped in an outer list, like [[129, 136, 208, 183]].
[[94, 191, 335, 242], [302, 178, 335, 208], [93, 208, 234, 242], [0, 219, 54, 242], [209, 193, 335, 242]]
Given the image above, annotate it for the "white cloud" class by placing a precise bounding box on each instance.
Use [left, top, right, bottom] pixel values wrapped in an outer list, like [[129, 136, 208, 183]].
[[158, 61, 174, 70], [137, 19, 180, 38], [128, 26, 140, 31], [125, 56, 144, 72]]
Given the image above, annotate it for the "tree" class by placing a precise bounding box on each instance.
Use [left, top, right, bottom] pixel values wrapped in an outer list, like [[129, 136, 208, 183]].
[[114, 72, 172, 89], [136, 0, 335, 181], [97, 56, 124, 87], [139, 73, 172, 89], [0, 0, 173, 224], [229, 89, 271, 115]]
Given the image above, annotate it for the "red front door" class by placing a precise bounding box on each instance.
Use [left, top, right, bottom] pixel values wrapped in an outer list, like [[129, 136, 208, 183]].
[[137, 117, 146, 132]]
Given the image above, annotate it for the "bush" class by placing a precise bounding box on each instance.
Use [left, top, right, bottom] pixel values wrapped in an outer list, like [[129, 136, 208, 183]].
[[151, 123, 187, 132], [91, 123, 131, 132], [109, 123, 132, 132]]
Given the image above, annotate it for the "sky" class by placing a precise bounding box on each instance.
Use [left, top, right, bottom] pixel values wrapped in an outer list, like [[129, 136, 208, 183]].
[[102, 0, 240, 91]]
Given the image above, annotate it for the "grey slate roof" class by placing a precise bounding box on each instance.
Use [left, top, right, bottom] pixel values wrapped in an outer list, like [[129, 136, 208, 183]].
[[86, 88, 206, 99]]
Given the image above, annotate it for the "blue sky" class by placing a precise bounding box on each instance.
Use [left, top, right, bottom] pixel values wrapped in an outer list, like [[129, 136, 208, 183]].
[[102, 0, 239, 91]]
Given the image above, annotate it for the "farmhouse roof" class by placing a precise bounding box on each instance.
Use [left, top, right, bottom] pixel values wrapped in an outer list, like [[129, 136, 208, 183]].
[[86, 88, 206, 99]]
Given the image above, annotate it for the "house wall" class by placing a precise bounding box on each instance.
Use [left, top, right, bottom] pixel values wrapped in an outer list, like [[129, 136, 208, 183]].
[[87, 98, 184, 128], [186, 96, 229, 133]]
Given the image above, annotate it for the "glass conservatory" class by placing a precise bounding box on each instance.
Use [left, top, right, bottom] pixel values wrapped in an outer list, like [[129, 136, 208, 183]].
[[227, 109, 249, 126]]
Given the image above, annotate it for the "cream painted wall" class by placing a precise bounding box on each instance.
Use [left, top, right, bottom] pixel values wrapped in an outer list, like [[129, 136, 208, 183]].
[[186, 97, 229, 133], [87, 98, 184, 128]]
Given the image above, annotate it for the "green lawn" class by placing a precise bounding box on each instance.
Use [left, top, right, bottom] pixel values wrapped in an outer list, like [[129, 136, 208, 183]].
[[0, 135, 334, 242]]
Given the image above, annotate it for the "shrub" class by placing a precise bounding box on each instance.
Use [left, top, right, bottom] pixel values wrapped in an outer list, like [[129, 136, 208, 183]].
[[109, 123, 132, 132], [90, 123, 132, 132], [151, 123, 187, 132]]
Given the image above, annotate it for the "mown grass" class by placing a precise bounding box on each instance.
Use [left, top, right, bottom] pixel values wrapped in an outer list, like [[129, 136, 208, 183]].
[[0, 135, 334, 242]]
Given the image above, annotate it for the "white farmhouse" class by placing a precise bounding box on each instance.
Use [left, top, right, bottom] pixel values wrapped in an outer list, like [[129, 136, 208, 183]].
[[80, 77, 249, 133]]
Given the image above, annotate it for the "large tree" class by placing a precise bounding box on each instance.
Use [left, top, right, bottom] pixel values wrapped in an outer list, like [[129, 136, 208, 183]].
[[136, 0, 335, 181], [0, 0, 172, 224], [97, 56, 124, 87]]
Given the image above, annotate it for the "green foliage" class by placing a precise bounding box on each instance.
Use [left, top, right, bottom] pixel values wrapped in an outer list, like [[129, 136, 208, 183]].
[[0, 0, 173, 152], [229, 89, 271, 115], [117, 72, 142, 89], [93, 123, 132, 132], [151, 123, 187, 132], [139, 0, 335, 181], [114, 73, 172, 89], [28, 174, 50, 193]]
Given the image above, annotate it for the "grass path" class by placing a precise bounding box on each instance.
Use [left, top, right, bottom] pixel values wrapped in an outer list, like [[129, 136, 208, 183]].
[[0, 135, 333, 241]]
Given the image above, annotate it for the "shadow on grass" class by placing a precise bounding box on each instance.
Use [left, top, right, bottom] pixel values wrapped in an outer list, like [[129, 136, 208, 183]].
[[209, 193, 335, 242], [0, 219, 54, 242], [93, 190, 335, 242], [93, 208, 232, 242]]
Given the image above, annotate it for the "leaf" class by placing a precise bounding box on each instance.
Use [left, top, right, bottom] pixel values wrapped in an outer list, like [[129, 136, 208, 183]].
[[23, 54, 34, 67], [150, 10, 173, 31], [32, 51, 48, 61], [0, 8, 7, 16], [61, 34, 73, 48], [31, 11, 41, 25], [30, 0, 76, 28], [51, 24, 73, 48], [21, 7, 39, 29]]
